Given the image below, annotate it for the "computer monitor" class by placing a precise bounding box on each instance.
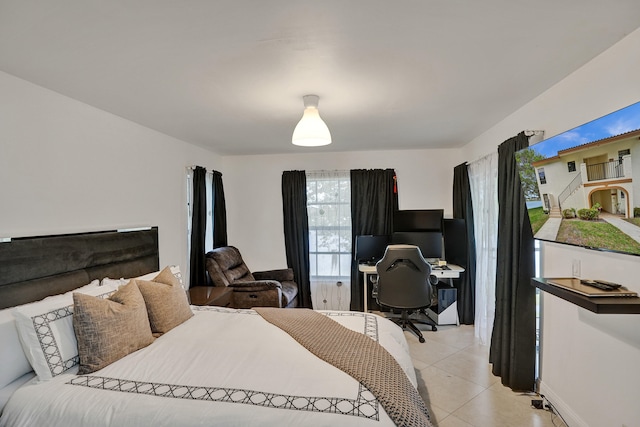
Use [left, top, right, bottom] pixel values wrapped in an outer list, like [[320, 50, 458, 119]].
[[393, 209, 444, 232], [355, 235, 390, 264], [391, 231, 443, 259], [443, 218, 467, 265]]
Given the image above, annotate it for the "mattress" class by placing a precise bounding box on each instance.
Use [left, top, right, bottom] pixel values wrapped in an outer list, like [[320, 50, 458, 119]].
[[0, 307, 417, 427]]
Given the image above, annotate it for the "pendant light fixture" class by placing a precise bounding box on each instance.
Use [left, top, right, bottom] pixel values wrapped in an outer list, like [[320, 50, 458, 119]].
[[292, 95, 331, 147]]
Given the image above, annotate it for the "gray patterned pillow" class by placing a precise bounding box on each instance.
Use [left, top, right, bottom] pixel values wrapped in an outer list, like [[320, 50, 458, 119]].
[[135, 266, 193, 335], [73, 281, 154, 374]]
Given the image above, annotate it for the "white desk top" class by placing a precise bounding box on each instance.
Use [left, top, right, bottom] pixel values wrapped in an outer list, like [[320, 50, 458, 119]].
[[358, 261, 464, 312], [358, 262, 464, 278]]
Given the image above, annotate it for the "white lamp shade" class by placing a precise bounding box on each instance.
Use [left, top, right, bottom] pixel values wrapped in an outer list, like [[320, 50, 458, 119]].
[[292, 95, 331, 147]]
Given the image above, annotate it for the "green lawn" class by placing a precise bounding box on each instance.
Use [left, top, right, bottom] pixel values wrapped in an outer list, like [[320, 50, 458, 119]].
[[527, 207, 548, 235], [556, 218, 640, 255]]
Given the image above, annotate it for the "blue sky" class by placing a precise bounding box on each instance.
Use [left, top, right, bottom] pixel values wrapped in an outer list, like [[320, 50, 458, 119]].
[[530, 101, 640, 158]]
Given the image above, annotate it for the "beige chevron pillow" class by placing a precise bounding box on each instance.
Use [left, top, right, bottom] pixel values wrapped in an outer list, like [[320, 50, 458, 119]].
[[73, 281, 154, 374], [135, 266, 193, 335]]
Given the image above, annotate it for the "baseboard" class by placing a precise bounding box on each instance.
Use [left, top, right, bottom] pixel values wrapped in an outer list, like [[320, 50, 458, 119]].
[[538, 381, 589, 427]]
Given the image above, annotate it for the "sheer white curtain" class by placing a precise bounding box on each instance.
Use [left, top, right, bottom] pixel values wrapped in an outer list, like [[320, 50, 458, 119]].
[[468, 152, 499, 345]]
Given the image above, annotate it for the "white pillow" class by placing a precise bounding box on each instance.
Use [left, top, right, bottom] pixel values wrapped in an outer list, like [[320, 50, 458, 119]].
[[13, 283, 118, 381], [0, 279, 101, 388], [66, 279, 101, 294], [101, 277, 128, 287], [0, 309, 32, 389], [102, 265, 184, 289]]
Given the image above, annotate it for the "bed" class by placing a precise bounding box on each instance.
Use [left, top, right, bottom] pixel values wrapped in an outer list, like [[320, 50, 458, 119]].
[[0, 228, 432, 427]]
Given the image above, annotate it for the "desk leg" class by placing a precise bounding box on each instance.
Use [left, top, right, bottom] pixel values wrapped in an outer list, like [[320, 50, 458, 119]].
[[362, 272, 369, 312]]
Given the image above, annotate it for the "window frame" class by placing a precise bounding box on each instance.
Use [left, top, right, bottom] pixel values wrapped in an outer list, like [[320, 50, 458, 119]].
[[537, 167, 547, 184], [306, 172, 352, 282]]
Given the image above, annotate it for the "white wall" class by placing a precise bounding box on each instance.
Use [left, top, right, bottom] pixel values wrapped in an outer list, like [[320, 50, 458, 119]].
[[0, 71, 222, 273], [462, 28, 640, 427], [221, 149, 461, 271]]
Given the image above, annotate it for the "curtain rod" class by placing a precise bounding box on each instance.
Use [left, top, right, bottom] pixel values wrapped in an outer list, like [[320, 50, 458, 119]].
[[305, 169, 349, 173], [468, 129, 545, 164], [469, 150, 498, 166], [186, 166, 216, 174], [305, 169, 350, 178]]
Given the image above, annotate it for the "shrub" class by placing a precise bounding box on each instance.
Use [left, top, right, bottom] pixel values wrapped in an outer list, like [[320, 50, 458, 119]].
[[634, 207, 640, 218], [577, 208, 599, 220], [562, 209, 576, 219]]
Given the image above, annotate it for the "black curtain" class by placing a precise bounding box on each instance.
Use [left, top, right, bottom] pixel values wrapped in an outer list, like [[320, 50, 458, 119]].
[[350, 169, 397, 311], [189, 166, 207, 288], [452, 162, 477, 325], [211, 170, 228, 248], [490, 132, 536, 391], [281, 171, 312, 308]]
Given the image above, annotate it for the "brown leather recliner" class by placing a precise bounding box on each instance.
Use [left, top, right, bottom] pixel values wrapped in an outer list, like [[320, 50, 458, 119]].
[[205, 246, 298, 308]]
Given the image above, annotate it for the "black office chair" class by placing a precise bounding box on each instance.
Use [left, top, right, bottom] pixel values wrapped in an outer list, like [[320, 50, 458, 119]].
[[374, 244, 438, 343]]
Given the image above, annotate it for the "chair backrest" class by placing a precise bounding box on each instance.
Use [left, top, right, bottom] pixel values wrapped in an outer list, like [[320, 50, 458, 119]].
[[375, 244, 433, 309], [205, 246, 255, 286]]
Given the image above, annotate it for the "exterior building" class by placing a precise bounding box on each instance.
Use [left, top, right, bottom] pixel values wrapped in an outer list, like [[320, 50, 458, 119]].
[[532, 129, 640, 218]]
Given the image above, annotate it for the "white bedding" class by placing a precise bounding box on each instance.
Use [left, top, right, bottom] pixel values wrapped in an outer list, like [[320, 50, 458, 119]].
[[0, 307, 416, 427]]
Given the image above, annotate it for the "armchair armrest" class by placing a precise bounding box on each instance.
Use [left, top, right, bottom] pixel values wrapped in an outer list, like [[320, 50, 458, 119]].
[[228, 280, 282, 291], [228, 280, 283, 309], [253, 268, 294, 282]]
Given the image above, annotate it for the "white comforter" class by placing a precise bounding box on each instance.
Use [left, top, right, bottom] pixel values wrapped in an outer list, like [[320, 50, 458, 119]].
[[0, 307, 416, 427]]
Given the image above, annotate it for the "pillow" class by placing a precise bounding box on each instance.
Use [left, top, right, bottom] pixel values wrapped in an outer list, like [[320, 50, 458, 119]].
[[136, 266, 193, 334], [73, 281, 154, 374], [13, 282, 117, 381], [102, 265, 184, 288], [100, 277, 128, 287], [0, 309, 32, 389], [65, 279, 101, 294]]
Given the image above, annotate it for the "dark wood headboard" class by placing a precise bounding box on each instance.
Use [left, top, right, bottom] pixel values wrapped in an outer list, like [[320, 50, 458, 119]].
[[0, 228, 159, 309]]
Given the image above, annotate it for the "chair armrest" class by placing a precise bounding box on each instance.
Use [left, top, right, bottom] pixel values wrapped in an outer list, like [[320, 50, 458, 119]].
[[253, 268, 294, 282], [229, 281, 283, 309], [228, 280, 282, 291]]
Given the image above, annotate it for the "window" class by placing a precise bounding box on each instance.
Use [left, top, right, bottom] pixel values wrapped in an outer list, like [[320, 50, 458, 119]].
[[542, 194, 550, 212], [567, 161, 576, 172], [619, 149, 631, 163], [537, 168, 547, 184], [306, 171, 352, 282]]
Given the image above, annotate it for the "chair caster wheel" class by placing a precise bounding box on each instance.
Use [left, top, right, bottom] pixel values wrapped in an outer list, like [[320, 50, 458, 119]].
[[431, 326, 437, 331], [419, 336, 425, 343]]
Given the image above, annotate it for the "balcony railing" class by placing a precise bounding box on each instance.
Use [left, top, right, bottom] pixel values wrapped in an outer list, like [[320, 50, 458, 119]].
[[586, 160, 624, 181]]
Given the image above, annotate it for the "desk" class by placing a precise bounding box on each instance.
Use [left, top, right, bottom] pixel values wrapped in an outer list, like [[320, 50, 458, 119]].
[[358, 263, 464, 313]]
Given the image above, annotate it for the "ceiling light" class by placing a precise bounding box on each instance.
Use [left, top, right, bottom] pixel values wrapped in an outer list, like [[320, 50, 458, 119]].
[[292, 95, 331, 147]]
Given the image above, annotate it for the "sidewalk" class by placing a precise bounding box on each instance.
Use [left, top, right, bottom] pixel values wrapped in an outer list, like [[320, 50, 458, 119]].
[[534, 217, 562, 241], [599, 213, 640, 244]]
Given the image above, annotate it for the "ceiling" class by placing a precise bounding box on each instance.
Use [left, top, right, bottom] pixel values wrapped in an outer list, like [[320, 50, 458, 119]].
[[2, 1, 640, 156]]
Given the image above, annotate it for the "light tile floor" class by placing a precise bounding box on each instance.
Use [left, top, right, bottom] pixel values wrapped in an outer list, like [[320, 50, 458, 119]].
[[404, 324, 568, 427]]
